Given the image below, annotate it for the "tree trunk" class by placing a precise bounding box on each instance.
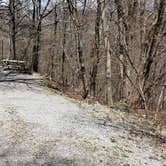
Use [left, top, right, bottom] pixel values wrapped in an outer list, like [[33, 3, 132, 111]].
[[61, 6, 67, 85], [142, 0, 166, 90], [49, 5, 58, 80], [9, 0, 17, 60], [32, 0, 42, 72], [90, 0, 101, 97], [102, 1, 113, 106], [33, 22, 41, 72], [67, 0, 88, 98]]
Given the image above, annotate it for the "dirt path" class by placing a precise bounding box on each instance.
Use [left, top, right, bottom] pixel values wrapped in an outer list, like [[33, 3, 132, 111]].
[[0, 74, 165, 166]]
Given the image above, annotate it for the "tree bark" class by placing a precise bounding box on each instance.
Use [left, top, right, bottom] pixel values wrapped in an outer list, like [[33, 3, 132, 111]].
[[67, 0, 88, 98], [90, 0, 101, 97], [9, 0, 17, 60], [102, 1, 113, 106]]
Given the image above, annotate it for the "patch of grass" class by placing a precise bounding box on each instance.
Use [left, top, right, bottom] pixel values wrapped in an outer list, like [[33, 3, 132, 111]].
[[0, 121, 3, 127], [149, 156, 158, 160], [112, 151, 120, 157], [122, 153, 129, 158], [0, 58, 3, 64], [124, 148, 133, 154], [41, 80, 50, 87], [160, 154, 166, 160], [112, 145, 133, 158], [123, 164, 130, 166]]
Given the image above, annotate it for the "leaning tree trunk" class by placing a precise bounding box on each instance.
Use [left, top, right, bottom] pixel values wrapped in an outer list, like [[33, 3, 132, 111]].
[[142, 0, 166, 90], [137, 0, 166, 110]]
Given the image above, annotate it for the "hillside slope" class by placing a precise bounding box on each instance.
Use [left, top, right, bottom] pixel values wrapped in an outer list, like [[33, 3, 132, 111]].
[[0, 74, 165, 166]]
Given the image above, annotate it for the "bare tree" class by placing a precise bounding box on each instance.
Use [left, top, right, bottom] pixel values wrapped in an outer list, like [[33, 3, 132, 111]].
[[31, 0, 54, 72], [102, 0, 113, 105], [90, 0, 101, 97], [0, 0, 165, 115], [67, 0, 88, 98]]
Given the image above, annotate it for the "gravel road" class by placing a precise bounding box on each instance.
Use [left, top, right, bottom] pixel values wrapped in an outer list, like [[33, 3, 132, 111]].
[[0, 73, 165, 166]]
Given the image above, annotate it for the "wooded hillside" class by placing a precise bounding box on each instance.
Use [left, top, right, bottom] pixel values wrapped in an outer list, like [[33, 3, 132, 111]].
[[0, 0, 165, 117]]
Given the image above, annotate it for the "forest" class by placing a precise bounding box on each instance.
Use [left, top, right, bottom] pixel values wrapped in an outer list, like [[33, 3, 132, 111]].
[[0, 0, 166, 117], [0, 0, 166, 165]]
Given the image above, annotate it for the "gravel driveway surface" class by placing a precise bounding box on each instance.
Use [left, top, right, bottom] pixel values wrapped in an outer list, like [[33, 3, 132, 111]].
[[0, 73, 165, 166]]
